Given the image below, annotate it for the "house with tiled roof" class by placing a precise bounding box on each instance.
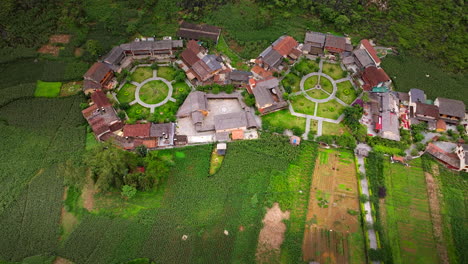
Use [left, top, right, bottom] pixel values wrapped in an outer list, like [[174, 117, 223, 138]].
[[426, 142, 465, 171], [358, 40, 381, 67], [434, 97, 466, 124], [250, 77, 288, 115], [353, 49, 375, 70], [368, 92, 400, 141], [303, 31, 326, 55], [256, 35, 300, 72], [361, 66, 391, 91], [83, 62, 114, 94], [324, 35, 352, 54], [177, 22, 221, 43]]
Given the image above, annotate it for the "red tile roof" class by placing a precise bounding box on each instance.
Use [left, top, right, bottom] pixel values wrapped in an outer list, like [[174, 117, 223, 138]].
[[251, 65, 272, 79], [360, 39, 381, 64], [123, 123, 151, 138], [181, 49, 200, 67], [82, 104, 98, 118], [91, 90, 112, 108], [436, 119, 446, 131], [231, 129, 244, 140], [362, 66, 390, 90], [187, 40, 203, 53], [89, 117, 110, 137], [273, 36, 298, 56]]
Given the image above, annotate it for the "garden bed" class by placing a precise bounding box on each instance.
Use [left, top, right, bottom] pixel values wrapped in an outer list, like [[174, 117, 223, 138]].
[[306, 88, 329, 100], [34, 80, 61, 97], [262, 109, 306, 136], [127, 104, 150, 120], [139, 80, 169, 104], [157, 66, 176, 81], [336, 81, 358, 105]]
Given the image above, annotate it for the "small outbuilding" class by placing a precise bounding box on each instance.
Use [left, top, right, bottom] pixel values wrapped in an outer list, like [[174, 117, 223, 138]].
[[290, 136, 301, 146], [216, 143, 227, 155]]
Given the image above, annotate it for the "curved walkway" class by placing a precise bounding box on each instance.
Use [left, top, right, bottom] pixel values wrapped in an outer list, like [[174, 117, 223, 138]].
[[129, 71, 175, 113], [299, 72, 338, 103]]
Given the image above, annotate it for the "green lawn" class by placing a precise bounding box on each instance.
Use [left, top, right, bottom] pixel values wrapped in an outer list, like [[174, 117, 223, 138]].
[[291, 95, 316, 115], [295, 58, 319, 75], [157, 66, 176, 81], [306, 88, 329, 99], [316, 99, 345, 119], [262, 109, 307, 136], [322, 63, 347, 80], [85, 131, 99, 151], [127, 104, 150, 120], [215, 35, 248, 70], [116, 83, 137, 104], [304, 75, 318, 89], [173, 81, 190, 96], [319, 77, 334, 93], [336, 81, 359, 105], [281, 73, 301, 93], [131, 67, 153, 83], [382, 159, 439, 264], [139, 80, 169, 104], [150, 101, 178, 123], [34, 80, 61, 97], [322, 122, 348, 136]]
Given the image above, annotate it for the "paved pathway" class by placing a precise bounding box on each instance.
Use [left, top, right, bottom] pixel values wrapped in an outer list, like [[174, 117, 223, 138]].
[[299, 72, 338, 103], [355, 143, 380, 264], [316, 120, 323, 136], [129, 77, 175, 113]]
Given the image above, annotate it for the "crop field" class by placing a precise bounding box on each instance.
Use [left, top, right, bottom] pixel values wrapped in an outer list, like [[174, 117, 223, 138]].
[[139, 80, 169, 104], [382, 55, 468, 105], [132, 67, 153, 83], [157, 67, 176, 81], [58, 135, 318, 263], [0, 83, 36, 108], [34, 80, 62, 97], [117, 83, 137, 104], [291, 95, 316, 115], [322, 63, 347, 80], [382, 159, 439, 264], [316, 100, 345, 120], [336, 81, 358, 105], [0, 95, 86, 261], [215, 35, 248, 70], [303, 149, 365, 264]]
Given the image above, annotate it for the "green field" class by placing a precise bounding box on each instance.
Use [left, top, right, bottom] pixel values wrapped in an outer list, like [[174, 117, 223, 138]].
[[382, 55, 468, 105], [291, 95, 316, 115], [173, 81, 191, 97], [139, 80, 169, 104], [132, 67, 153, 83], [127, 104, 150, 120], [262, 109, 307, 136], [34, 80, 62, 97], [336, 81, 358, 105], [382, 159, 439, 264], [157, 67, 176, 81], [322, 63, 347, 80], [316, 100, 345, 120], [117, 83, 137, 104]]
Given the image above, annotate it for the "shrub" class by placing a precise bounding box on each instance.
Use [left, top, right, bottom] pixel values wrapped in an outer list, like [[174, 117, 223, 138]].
[[121, 185, 137, 199]]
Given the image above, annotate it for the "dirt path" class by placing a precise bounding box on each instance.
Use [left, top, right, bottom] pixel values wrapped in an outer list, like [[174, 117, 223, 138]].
[[256, 203, 290, 264], [424, 171, 449, 264], [81, 171, 95, 211]]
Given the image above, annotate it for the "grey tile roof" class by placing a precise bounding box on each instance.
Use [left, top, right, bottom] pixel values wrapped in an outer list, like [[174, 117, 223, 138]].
[[120, 40, 181, 51], [409, 88, 426, 104], [256, 77, 279, 89], [353, 49, 374, 68], [176, 91, 207, 117], [253, 85, 275, 108], [325, 35, 346, 50], [305, 31, 326, 46], [435, 97, 466, 118], [263, 49, 282, 68], [177, 22, 221, 42], [103, 46, 125, 65], [229, 70, 252, 82], [380, 92, 400, 141], [214, 112, 247, 131], [202, 54, 222, 72]]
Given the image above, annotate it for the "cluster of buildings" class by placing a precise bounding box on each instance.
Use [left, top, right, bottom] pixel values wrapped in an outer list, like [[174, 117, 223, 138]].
[[426, 142, 468, 172]]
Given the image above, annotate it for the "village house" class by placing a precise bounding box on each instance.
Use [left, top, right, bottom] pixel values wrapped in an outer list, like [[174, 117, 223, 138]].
[[426, 142, 468, 172], [227, 70, 252, 87], [408, 88, 427, 109], [81, 90, 123, 140], [353, 49, 375, 70], [361, 66, 391, 91], [83, 62, 114, 94], [123, 122, 176, 148], [434, 97, 466, 124], [358, 39, 381, 67], [177, 22, 221, 44], [303, 31, 326, 55], [455, 144, 468, 172], [250, 77, 288, 115], [413, 102, 440, 127], [324, 34, 352, 54], [369, 92, 400, 141], [256, 35, 300, 72]]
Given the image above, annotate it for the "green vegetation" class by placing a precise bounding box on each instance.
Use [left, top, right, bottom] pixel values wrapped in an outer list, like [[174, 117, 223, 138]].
[[34, 80, 61, 97], [292, 59, 319, 76], [304, 75, 318, 90], [215, 35, 248, 70], [209, 149, 224, 175], [316, 100, 345, 119], [131, 67, 153, 83], [382, 55, 468, 105], [322, 122, 348, 136], [322, 62, 346, 80], [60, 82, 82, 97], [139, 80, 169, 104], [149, 101, 178, 123], [281, 73, 301, 93], [117, 83, 137, 104], [262, 109, 306, 136], [156, 66, 176, 81], [336, 81, 358, 104], [306, 88, 329, 100], [382, 159, 439, 264], [319, 77, 333, 93], [127, 104, 150, 121], [290, 95, 316, 115]]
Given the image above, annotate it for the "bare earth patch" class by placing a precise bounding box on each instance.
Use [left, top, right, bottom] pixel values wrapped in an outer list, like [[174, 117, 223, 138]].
[[424, 172, 449, 264], [53, 257, 74, 264], [49, 34, 71, 44], [256, 203, 290, 264], [81, 172, 96, 211], [38, 44, 60, 56]]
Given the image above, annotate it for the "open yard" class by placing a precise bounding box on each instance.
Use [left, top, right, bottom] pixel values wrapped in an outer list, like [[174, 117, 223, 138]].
[[316, 100, 345, 120], [35, 80, 61, 97], [127, 104, 150, 120], [382, 159, 439, 264], [157, 66, 176, 81], [139, 80, 169, 104], [281, 73, 301, 93], [131, 67, 153, 83], [322, 63, 347, 80], [319, 77, 334, 93], [302, 149, 366, 264], [304, 75, 318, 90], [336, 81, 358, 105], [291, 95, 316, 115], [322, 122, 349, 136], [262, 109, 307, 136], [116, 83, 137, 104], [306, 89, 329, 100]]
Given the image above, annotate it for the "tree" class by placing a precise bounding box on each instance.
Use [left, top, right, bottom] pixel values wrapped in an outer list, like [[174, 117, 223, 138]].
[[59, 159, 86, 188], [121, 185, 137, 199], [84, 39, 102, 58], [135, 145, 148, 157], [334, 15, 350, 31]]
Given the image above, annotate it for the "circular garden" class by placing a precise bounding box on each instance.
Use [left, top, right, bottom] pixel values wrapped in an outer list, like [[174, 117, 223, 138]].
[[139, 80, 169, 104]]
